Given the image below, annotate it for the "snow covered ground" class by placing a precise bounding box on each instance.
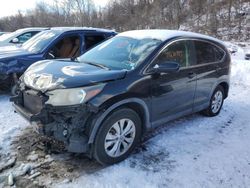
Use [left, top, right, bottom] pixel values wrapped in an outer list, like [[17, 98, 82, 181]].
[[0, 52, 250, 187]]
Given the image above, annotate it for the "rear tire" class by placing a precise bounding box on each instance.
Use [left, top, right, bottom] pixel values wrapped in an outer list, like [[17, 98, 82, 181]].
[[93, 108, 142, 165], [202, 85, 225, 117]]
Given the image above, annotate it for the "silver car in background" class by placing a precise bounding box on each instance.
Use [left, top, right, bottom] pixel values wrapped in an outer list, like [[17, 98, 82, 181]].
[[0, 27, 48, 47]]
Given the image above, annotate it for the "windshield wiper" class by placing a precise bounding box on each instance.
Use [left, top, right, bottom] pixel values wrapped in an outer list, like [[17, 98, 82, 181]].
[[83, 61, 110, 70], [72, 58, 110, 70]]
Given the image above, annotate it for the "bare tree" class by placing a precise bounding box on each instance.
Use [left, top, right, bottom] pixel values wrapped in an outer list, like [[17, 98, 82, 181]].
[[0, 0, 249, 41]]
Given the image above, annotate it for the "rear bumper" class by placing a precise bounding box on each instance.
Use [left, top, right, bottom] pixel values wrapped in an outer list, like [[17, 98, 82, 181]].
[[11, 93, 92, 153]]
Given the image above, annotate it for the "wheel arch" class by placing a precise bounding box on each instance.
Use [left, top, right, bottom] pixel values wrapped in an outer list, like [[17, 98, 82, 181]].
[[209, 80, 229, 101], [218, 81, 229, 99], [88, 98, 151, 144]]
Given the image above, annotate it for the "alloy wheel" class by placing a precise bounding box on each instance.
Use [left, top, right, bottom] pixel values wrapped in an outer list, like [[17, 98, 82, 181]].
[[211, 90, 223, 113], [104, 118, 136, 157]]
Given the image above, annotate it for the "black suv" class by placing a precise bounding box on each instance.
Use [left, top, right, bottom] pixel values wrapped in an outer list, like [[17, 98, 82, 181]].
[[12, 30, 230, 165]]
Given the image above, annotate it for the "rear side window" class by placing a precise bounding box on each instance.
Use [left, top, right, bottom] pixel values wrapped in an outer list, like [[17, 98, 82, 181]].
[[194, 41, 225, 64], [84, 34, 105, 50]]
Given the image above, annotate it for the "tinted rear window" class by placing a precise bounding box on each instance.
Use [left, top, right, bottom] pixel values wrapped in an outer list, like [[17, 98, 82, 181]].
[[194, 41, 225, 64]]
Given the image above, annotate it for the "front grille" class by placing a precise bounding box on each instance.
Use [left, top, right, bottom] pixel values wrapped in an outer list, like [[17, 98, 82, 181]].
[[23, 90, 44, 114]]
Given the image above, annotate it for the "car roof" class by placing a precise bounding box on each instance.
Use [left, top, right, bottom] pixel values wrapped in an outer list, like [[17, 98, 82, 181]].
[[50, 27, 116, 34], [118, 29, 224, 45], [16, 27, 49, 32]]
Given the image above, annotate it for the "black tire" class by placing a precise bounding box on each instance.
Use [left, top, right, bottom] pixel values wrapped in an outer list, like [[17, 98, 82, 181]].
[[202, 85, 225, 117], [93, 108, 142, 165]]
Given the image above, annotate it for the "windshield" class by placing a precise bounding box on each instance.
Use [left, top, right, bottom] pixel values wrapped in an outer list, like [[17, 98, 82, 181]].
[[0, 29, 24, 42], [78, 36, 162, 71], [22, 30, 60, 53]]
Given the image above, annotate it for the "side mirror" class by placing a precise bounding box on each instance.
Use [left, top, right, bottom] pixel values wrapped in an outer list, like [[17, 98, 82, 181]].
[[11, 38, 19, 44], [149, 61, 180, 74]]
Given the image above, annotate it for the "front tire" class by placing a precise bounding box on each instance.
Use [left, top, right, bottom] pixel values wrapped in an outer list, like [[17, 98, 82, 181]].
[[202, 85, 225, 116], [93, 108, 142, 165]]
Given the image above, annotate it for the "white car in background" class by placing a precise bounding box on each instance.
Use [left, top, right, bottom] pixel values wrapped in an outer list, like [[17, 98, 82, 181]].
[[0, 27, 48, 47]]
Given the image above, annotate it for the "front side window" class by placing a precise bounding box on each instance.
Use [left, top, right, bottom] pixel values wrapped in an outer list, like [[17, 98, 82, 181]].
[[17, 31, 39, 43], [78, 36, 162, 70], [47, 35, 81, 59], [154, 40, 192, 67], [194, 41, 225, 64]]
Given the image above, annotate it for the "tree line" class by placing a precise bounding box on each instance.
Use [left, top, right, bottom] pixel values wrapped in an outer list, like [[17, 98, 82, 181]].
[[0, 0, 249, 41]]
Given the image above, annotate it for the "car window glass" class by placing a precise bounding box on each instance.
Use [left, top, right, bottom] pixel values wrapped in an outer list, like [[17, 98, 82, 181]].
[[17, 32, 36, 43], [22, 30, 59, 53], [155, 41, 189, 67], [214, 46, 225, 61], [78, 36, 161, 71], [84, 34, 105, 50], [48, 35, 81, 59], [194, 41, 224, 64]]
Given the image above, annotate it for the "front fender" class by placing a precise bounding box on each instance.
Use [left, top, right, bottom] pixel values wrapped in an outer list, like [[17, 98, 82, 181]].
[[88, 98, 151, 144], [0, 59, 26, 75]]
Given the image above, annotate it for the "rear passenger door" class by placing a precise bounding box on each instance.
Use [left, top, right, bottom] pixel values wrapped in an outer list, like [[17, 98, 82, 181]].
[[192, 40, 225, 112]]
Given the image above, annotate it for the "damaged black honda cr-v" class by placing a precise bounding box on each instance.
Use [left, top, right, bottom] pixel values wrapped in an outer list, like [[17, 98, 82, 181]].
[[12, 30, 230, 165]]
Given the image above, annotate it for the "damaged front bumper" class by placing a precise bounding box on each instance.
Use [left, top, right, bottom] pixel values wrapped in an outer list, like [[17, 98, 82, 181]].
[[11, 90, 95, 153]]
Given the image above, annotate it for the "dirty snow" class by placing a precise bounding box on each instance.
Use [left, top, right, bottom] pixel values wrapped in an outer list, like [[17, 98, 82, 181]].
[[0, 96, 27, 154], [0, 49, 250, 188]]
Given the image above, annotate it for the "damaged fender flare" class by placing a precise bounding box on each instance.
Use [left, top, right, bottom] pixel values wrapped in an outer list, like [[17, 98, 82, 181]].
[[88, 98, 151, 144]]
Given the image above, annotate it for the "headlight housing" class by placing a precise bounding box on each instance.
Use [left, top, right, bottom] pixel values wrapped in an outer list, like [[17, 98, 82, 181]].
[[45, 84, 105, 106], [23, 60, 64, 92], [24, 73, 65, 92]]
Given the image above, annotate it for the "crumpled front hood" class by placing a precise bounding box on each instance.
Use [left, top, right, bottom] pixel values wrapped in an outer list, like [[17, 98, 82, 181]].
[[24, 59, 127, 91]]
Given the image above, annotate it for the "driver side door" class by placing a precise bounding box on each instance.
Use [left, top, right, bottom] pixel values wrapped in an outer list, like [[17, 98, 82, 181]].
[[150, 39, 197, 127]]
